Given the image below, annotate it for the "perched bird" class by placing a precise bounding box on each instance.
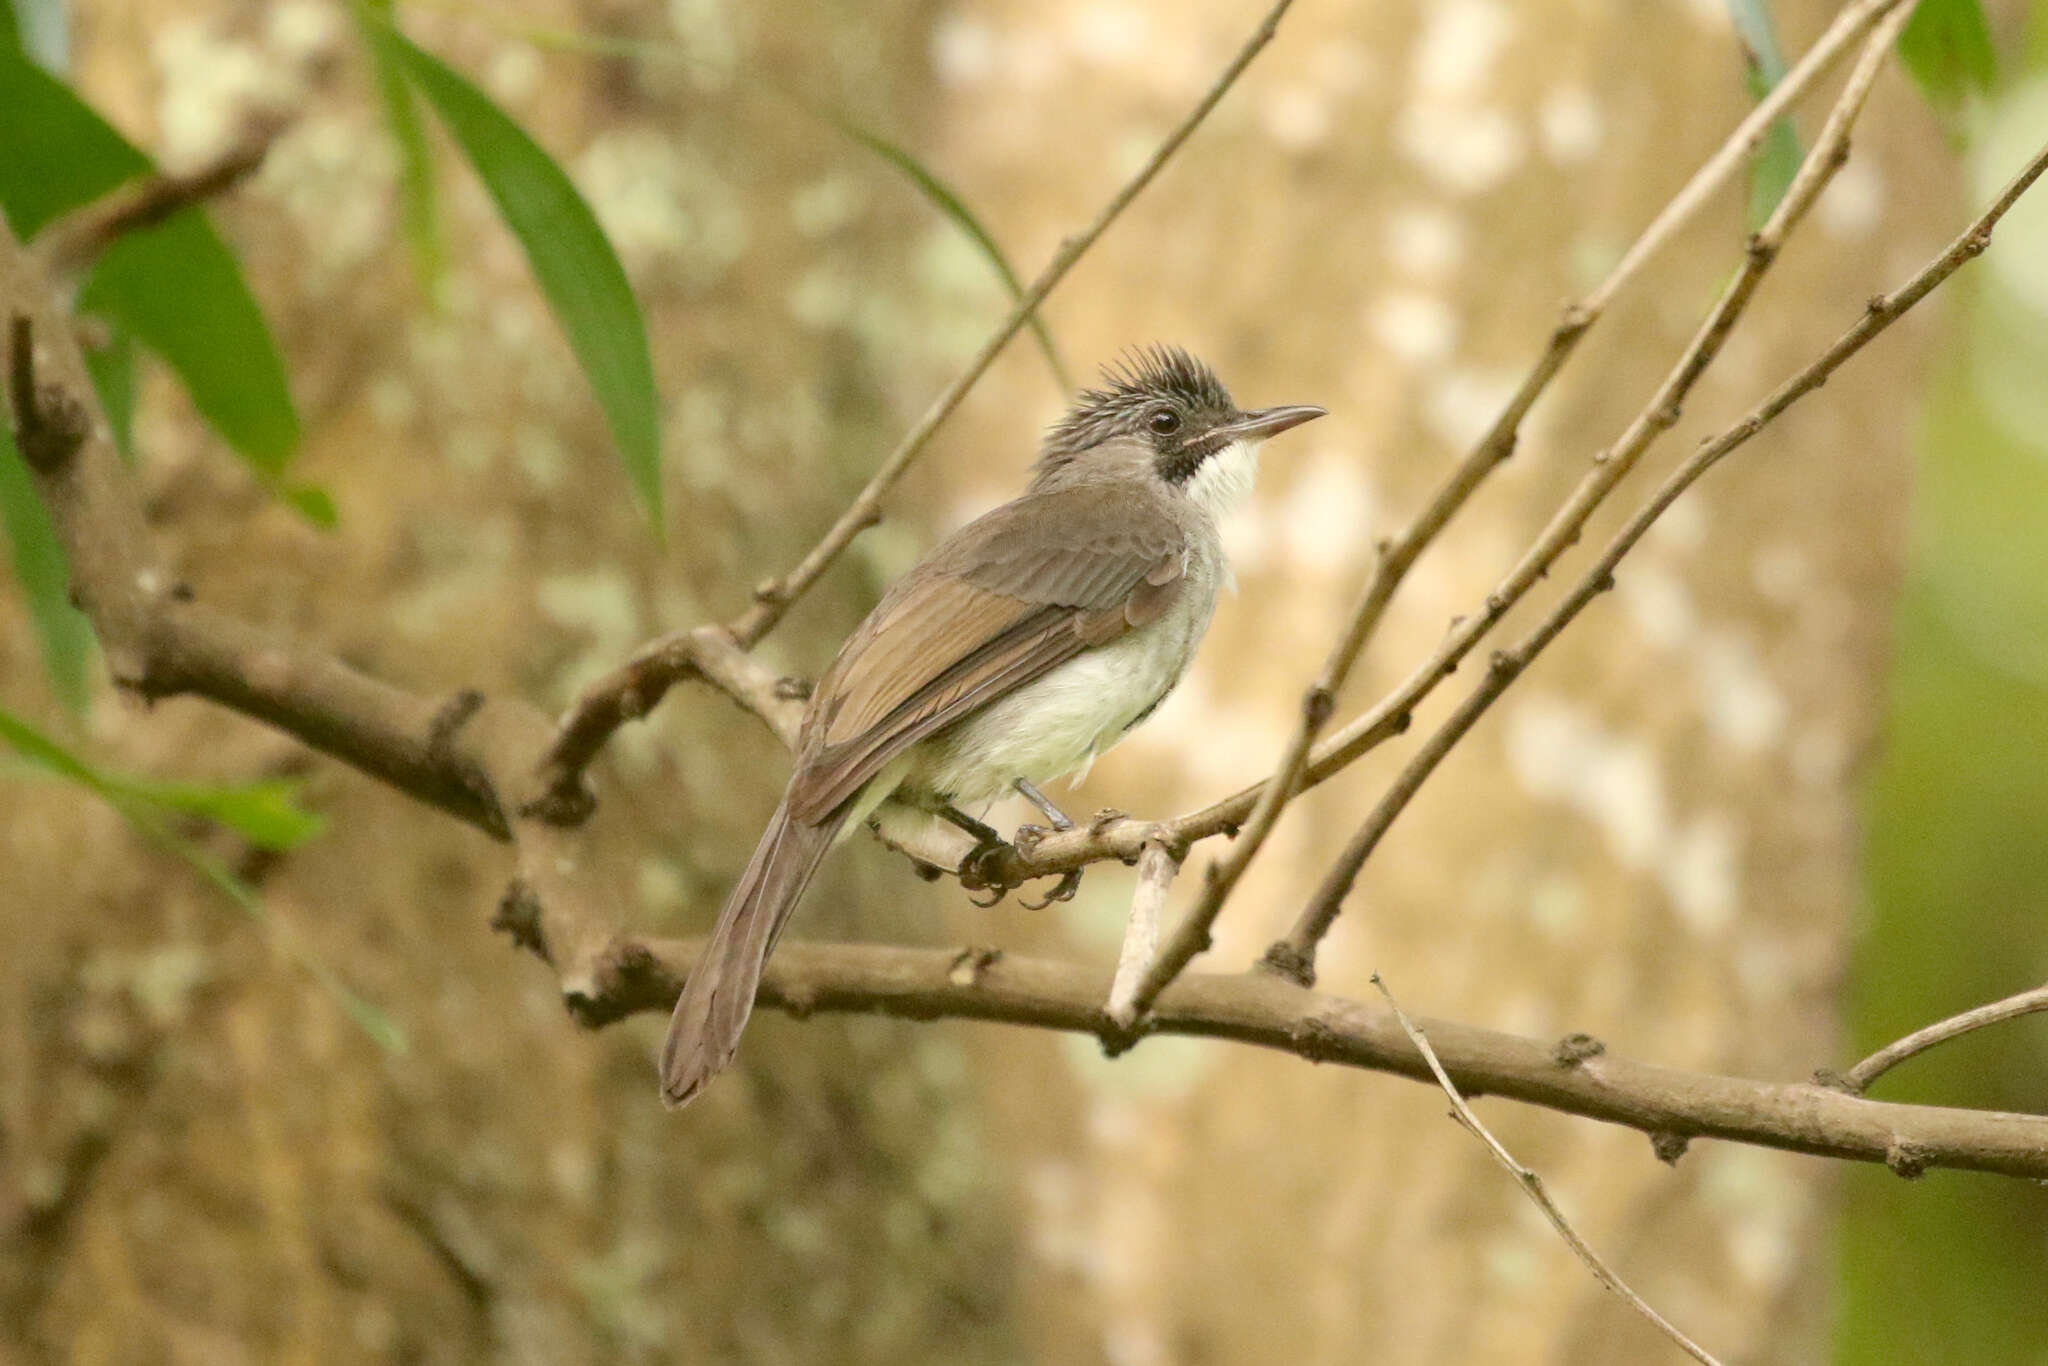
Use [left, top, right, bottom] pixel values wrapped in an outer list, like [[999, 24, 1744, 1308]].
[[661, 346, 1324, 1107]]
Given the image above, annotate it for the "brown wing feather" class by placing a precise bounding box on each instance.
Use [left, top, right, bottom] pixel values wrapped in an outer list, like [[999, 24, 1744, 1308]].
[[784, 483, 1189, 825]]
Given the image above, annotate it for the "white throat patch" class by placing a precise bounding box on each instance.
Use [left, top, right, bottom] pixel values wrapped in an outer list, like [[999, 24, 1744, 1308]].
[[1182, 438, 1262, 521]]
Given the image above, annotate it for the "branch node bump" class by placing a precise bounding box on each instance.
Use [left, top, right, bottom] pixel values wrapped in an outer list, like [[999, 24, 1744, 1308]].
[[946, 945, 1003, 988], [519, 779, 596, 827], [490, 879, 546, 957], [1303, 685, 1335, 728], [1256, 940, 1315, 988], [1289, 1012, 1343, 1063], [1811, 1066, 1858, 1094], [427, 688, 486, 757], [1885, 1137, 1931, 1180], [1553, 1032, 1606, 1067], [1649, 1131, 1691, 1166], [773, 675, 813, 701], [8, 315, 90, 472]]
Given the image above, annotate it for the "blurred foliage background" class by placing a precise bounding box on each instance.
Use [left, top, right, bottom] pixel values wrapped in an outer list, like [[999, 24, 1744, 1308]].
[[0, 0, 2044, 1362]]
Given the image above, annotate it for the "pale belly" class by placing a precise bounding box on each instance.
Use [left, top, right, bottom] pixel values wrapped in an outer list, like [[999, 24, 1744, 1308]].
[[901, 595, 1212, 810]]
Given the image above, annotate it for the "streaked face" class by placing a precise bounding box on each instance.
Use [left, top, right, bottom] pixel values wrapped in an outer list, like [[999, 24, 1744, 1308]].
[[1037, 346, 1324, 507]]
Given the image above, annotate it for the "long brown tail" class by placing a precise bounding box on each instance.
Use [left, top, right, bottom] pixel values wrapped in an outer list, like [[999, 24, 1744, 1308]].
[[659, 798, 841, 1108]]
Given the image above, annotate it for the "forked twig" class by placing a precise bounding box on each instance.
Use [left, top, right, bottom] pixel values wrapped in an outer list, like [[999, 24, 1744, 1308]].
[[1271, 3, 1924, 978], [1370, 974, 1723, 1366], [1277, 131, 2048, 978], [1123, 0, 1910, 1015]]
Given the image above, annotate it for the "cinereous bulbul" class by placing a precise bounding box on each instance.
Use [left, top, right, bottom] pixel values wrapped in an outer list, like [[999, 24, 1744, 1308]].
[[662, 346, 1325, 1107]]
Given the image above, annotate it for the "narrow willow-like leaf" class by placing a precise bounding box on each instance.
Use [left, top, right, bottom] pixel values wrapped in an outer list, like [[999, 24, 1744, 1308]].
[[80, 215, 301, 473], [1897, 0, 1997, 108], [352, 0, 445, 297], [279, 483, 339, 529], [0, 432, 93, 712], [1725, 0, 1803, 228], [0, 705, 400, 1051], [121, 804, 408, 1054], [832, 115, 1070, 392], [110, 775, 329, 851], [0, 50, 301, 474], [378, 23, 664, 531]]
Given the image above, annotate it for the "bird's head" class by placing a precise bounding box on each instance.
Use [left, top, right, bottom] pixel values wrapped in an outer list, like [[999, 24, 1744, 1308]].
[[1035, 345, 1325, 518]]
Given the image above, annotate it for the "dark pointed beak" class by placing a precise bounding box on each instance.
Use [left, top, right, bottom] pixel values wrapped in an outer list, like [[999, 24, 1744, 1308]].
[[1218, 404, 1327, 443]]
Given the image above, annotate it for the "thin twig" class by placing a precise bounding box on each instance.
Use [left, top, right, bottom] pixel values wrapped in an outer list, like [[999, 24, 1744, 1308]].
[[1123, 0, 1906, 1017], [33, 116, 289, 277], [1836, 983, 2048, 1095], [725, 0, 1295, 649], [1370, 974, 1723, 1366], [1278, 126, 2048, 989], [528, 0, 1300, 813], [1106, 833, 1180, 1030], [1271, 5, 1923, 979]]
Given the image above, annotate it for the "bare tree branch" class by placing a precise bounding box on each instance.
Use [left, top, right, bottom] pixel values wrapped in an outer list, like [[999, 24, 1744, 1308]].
[[529, 0, 1300, 814], [31, 115, 289, 278], [1272, 5, 1927, 979], [473, 920, 2048, 1180], [1106, 832, 1179, 1030], [1125, 0, 1914, 1018], [1371, 974, 1722, 1366], [1831, 984, 2048, 1096]]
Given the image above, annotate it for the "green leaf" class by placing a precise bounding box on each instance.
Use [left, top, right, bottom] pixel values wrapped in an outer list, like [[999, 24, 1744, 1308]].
[[0, 0, 20, 56], [80, 215, 301, 474], [0, 704, 399, 1051], [0, 705, 327, 848], [0, 47, 146, 237], [377, 22, 663, 531], [352, 0, 444, 297], [122, 804, 408, 1054], [0, 49, 301, 475], [279, 483, 339, 528], [110, 775, 328, 851], [84, 326, 137, 462], [830, 115, 1069, 393], [1897, 0, 1997, 108], [1725, 0, 1804, 228], [0, 431, 93, 712]]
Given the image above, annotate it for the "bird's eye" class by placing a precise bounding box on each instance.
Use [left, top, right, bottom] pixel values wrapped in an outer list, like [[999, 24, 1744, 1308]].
[[1147, 407, 1182, 435]]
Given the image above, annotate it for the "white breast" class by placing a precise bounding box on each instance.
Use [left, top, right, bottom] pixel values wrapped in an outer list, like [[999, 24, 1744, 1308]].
[[906, 563, 1219, 809]]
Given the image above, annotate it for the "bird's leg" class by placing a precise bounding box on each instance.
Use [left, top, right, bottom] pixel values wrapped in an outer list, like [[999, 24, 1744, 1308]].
[[1012, 777, 1083, 909], [937, 803, 1014, 907]]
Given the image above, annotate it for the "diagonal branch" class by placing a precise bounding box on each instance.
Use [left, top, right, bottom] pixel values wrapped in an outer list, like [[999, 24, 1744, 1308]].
[[1122, 0, 1911, 1018], [528, 0, 1301, 815], [1276, 143, 2048, 981], [1269, 3, 1928, 981], [1371, 974, 1722, 1366], [31, 114, 289, 278], [1831, 983, 2048, 1096]]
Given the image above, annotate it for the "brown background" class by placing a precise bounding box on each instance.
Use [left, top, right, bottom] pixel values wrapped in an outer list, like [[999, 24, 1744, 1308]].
[[0, 0, 1965, 1361]]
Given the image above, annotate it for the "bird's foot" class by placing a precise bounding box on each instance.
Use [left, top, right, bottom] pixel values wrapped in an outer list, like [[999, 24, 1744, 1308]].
[[1019, 868, 1082, 910], [1089, 807, 1129, 835], [958, 834, 1016, 908], [1008, 821, 1082, 908]]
